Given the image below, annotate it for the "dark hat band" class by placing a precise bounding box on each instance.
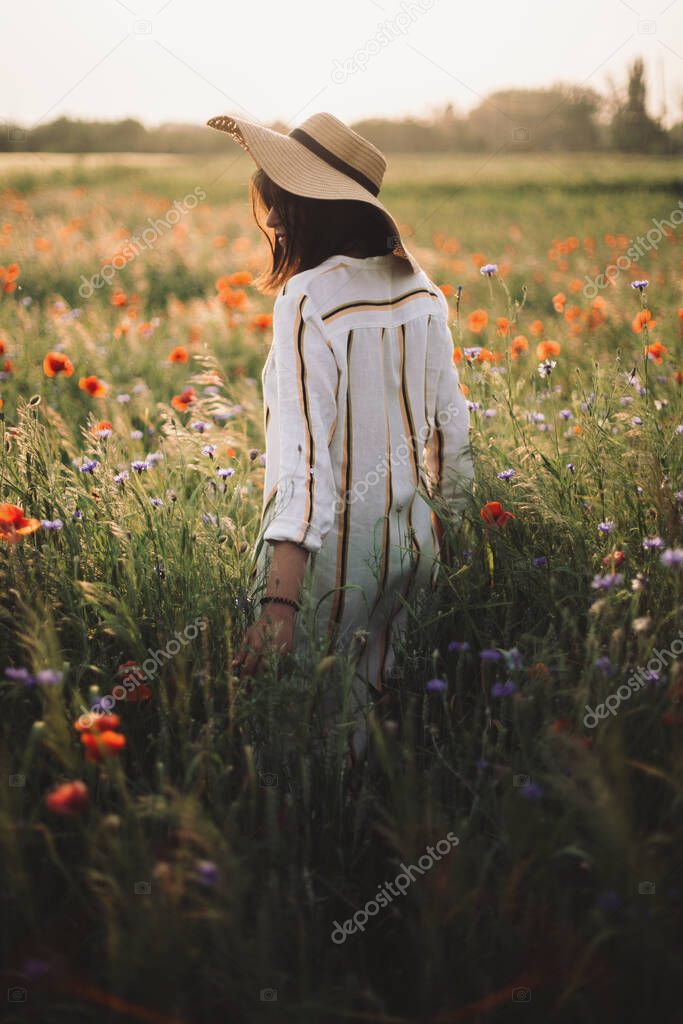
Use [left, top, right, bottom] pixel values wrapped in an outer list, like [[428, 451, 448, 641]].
[[289, 128, 380, 197]]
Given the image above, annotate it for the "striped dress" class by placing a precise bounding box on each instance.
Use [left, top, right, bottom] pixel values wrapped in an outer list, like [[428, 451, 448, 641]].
[[251, 251, 473, 709]]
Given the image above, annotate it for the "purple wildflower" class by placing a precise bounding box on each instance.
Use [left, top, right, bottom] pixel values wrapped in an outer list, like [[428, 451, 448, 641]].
[[4, 667, 35, 684], [503, 647, 523, 670], [642, 536, 664, 550], [79, 459, 99, 474], [191, 421, 209, 433], [448, 640, 470, 653], [661, 547, 683, 568], [497, 468, 515, 480], [202, 445, 217, 458], [479, 263, 498, 276], [35, 668, 63, 686], [131, 460, 148, 473], [40, 519, 63, 531], [533, 555, 548, 568], [595, 656, 613, 676], [591, 573, 624, 590], [598, 520, 616, 535], [217, 467, 235, 478], [196, 860, 220, 886], [519, 781, 543, 799], [480, 648, 503, 662], [631, 280, 649, 291], [426, 677, 448, 693], [491, 679, 517, 697]]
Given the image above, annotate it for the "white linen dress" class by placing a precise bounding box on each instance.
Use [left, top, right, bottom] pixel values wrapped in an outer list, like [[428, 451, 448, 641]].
[[250, 251, 473, 726]]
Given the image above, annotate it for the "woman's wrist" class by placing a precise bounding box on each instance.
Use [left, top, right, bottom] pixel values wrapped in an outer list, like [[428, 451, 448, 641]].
[[260, 594, 300, 613]]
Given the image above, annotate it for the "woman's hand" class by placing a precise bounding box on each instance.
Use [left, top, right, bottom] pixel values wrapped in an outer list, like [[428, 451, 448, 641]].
[[232, 604, 297, 680]]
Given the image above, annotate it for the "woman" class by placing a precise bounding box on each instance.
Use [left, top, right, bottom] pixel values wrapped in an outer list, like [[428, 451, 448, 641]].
[[206, 111, 473, 756]]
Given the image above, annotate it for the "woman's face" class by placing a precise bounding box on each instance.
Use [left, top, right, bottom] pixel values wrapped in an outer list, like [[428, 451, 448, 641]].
[[266, 206, 286, 246]]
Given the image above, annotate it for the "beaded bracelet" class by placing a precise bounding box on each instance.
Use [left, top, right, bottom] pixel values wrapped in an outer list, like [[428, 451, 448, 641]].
[[259, 595, 300, 612]]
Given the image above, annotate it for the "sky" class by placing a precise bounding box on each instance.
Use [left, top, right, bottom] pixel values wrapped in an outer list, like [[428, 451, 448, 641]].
[[2, 0, 682, 131]]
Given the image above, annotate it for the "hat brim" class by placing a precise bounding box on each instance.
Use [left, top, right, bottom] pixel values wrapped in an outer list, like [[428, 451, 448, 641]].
[[206, 114, 419, 272]]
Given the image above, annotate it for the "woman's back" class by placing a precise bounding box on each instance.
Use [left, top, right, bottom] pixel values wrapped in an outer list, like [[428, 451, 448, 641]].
[[256, 251, 473, 693]]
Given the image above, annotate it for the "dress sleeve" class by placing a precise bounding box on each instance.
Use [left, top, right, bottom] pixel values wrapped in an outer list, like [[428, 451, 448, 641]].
[[424, 314, 474, 519], [262, 289, 339, 554]]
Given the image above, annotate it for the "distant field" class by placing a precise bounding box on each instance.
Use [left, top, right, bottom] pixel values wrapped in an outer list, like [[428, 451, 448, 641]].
[[1, 151, 680, 277]]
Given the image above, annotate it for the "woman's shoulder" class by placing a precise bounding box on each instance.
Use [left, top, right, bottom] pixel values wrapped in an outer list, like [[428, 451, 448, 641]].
[[276, 254, 442, 321]]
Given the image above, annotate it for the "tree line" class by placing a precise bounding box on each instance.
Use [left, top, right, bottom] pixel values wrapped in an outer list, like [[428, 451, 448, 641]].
[[2, 59, 680, 155]]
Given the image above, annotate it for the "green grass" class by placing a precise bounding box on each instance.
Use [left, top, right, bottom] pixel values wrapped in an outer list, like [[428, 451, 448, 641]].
[[0, 154, 681, 1024]]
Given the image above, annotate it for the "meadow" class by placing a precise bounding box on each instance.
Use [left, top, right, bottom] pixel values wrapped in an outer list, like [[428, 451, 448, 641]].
[[0, 151, 682, 1023]]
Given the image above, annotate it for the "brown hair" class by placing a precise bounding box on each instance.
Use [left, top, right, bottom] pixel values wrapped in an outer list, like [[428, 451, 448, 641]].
[[249, 168, 396, 295]]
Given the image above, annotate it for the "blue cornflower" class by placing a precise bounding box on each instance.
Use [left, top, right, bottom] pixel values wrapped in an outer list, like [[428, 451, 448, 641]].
[[40, 519, 63, 531], [426, 677, 448, 693], [479, 263, 498, 276], [480, 648, 503, 662], [131, 460, 148, 473], [595, 656, 613, 676], [4, 666, 35, 684], [447, 640, 470, 653], [202, 445, 217, 458], [79, 459, 99, 474], [497, 468, 515, 480], [591, 573, 624, 590], [631, 280, 649, 291], [503, 647, 523, 670], [196, 860, 220, 886], [533, 555, 548, 568], [217, 467, 235, 478], [661, 548, 683, 568], [35, 669, 63, 686], [491, 679, 517, 697]]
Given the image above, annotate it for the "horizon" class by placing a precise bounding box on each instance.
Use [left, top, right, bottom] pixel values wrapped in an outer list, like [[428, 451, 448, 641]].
[[2, 0, 682, 133]]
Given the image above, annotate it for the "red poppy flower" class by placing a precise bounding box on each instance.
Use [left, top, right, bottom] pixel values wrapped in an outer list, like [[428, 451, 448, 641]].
[[168, 346, 189, 363], [480, 501, 516, 527], [0, 503, 41, 544], [79, 375, 107, 397], [43, 352, 74, 377], [45, 780, 89, 815], [171, 387, 197, 412], [80, 729, 126, 762]]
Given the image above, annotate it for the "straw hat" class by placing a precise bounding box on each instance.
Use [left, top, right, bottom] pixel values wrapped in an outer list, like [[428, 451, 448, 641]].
[[206, 111, 420, 273]]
